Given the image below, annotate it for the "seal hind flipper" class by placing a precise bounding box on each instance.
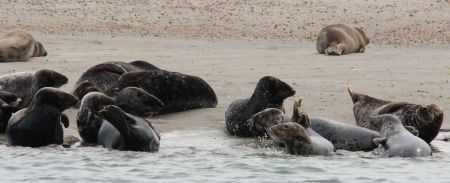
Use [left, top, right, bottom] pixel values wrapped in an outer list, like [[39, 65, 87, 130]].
[[60, 113, 69, 128], [347, 85, 360, 103], [129, 60, 160, 71], [291, 97, 303, 122], [373, 137, 387, 146], [297, 112, 311, 128]]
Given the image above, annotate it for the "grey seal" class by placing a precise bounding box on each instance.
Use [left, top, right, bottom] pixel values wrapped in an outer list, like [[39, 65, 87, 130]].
[[316, 24, 369, 55], [0, 30, 47, 62]]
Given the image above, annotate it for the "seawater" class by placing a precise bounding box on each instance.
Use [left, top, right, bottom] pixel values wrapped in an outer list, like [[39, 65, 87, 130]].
[[1, 130, 449, 182]]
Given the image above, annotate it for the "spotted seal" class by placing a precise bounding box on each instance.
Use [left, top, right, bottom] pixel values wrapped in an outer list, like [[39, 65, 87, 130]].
[[348, 85, 444, 143], [0, 30, 47, 62], [370, 114, 432, 157], [316, 24, 370, 55], [0, 69, 68, 108], [97, 105, 160, 152], [225, 76, 295, 137], [6, 87, 77, 147]]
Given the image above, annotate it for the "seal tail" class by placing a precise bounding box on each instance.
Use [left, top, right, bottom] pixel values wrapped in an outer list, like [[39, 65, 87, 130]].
[[347, 85, 360, 103]]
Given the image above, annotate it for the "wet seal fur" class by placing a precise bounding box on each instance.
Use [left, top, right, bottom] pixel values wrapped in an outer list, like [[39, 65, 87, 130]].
[[370, 114, 432, 157], [77, 87, 163, 143], [316, 24, 369, 55], [269, 113, 334, 156], [348, 85, 444, 143], [72, 60, 159, 102], [108, 70, 217, 114], [98, 105, 160, 152], [0, 30, 47, 62], [6, 87, 77, 147], [225, 76, 295, 137], [0, 69, 68, 108]]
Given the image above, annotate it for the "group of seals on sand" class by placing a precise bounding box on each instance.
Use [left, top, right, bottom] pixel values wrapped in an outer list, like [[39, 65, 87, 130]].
[[226, 76, 442, 157]]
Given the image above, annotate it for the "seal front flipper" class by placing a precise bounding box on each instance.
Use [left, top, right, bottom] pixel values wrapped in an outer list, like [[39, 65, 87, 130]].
[[404, 126, 419, 136], [377, 102, 412, 114], [373, 137, 387, 146]]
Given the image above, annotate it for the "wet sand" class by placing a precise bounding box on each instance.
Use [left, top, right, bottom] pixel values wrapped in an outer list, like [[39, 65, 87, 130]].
[[0, 34, 448, 138]]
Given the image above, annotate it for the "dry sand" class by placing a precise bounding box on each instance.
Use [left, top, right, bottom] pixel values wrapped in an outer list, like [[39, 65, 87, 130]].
[[0, 34, 448, 139], [1, 0, 449, 46]]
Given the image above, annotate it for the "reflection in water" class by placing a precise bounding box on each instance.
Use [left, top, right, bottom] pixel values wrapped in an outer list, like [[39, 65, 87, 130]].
[[0, 130, 449, 182]]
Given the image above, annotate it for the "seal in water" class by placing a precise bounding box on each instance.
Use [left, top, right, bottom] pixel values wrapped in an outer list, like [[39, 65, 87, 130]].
[[348, 85, 444, 143], [269, 114, 334, 156], [97, 105, 160, 152], [225, 76, 295, 137], [72, 61, 160, 102], [77, 87, 163, 143], [108, 70, 217, 114], [0, 30, 47, 62], [0, 69, 68, 108], [6, 87, 78, 147], [369, 114, 432, 157], [316, 24, 370, 55]]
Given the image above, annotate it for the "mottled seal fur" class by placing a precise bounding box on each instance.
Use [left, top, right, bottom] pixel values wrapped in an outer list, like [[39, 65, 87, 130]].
[[316, 24, 370, 55], [6, 87, 78, 147], [0, 30, 47, 62], [225, 76, 295, 137], [348, 85, 444, 143], [98, 105, 160, 152], [0, 69, 68, 108], [72, 60, 159, 101], [76, 87, 163, 143], [108, 70, 217, 114], [370, 114, 432, 157]]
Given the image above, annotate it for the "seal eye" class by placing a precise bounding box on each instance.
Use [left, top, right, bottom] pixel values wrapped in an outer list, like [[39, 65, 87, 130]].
[[283, 124, 289, 129]]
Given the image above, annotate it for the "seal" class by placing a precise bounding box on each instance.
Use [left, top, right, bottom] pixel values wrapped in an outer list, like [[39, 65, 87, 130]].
[[316, 24, 370, 55], [369, 114, 432, 157], [269, 114, 334, 156], [97, 105, 160, 152], [348, 85, 444, 143], [5, 87, 78, 147], [76, 87, 163, 143], [0, 30, 47, 62], [225, 76, 295, 137], [0, 90, 20, 105], [108, 70, 218, 114], [72, 61, 160, 101], [0, 69, 68, 108], [0, 99, 21, 133]]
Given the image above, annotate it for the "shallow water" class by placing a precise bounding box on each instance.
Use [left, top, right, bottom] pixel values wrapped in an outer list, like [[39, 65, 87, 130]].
[[1, 130, 450, 182]]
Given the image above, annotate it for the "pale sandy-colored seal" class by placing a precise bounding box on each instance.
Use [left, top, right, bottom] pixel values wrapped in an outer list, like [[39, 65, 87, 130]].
[[225, 76, 295, 137], [348, 85, 444, 143], [6, 87, 78, 147], [370, 114, 432, 157], [316, 24, 370, 55], [0, 30, 47, 62]]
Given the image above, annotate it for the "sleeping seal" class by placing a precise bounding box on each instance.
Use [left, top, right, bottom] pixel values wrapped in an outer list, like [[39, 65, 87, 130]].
[[0, 30, 47, 62], [225, 76, 295, 137], [98, 105, 160, 152], [76, 87, 163, 143], [72, 61, 159, 102], [0, 69, 68, 108], [316, 24, 370, 55], [269, 113, 334, 156], [6, 87, 78, 147], [108, 70, 217, 114], [348, 85, 444, 143], [369, 114, 432, 157]]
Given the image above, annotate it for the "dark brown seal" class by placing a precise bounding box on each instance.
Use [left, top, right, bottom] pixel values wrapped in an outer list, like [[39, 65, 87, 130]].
[[225, 76, 295, 137], [348, 85, 444, 143], [0, 30, 47, 62], [316, 24, 369, 55], [72, 60, 160, 102]]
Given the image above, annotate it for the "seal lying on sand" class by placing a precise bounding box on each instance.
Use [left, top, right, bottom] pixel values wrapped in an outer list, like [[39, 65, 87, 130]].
[[0, 30, 47, 62], [370, 114, 432, 157], [225, 76, 295, 137], [98, 105, 160, 152], [348, 85, 444, 143], [316, 24, 369, 55], [269, 113, 334, 156], [108, 70, 217, 114], [72, 60, 159, 101], [0, 69, 68, 108], [6, 87, 77, 147], [77, 87, 163, 143]]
